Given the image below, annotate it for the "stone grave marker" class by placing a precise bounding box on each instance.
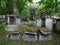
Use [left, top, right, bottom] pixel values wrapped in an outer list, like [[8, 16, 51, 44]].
[[22, 31, 37, 41], [39, 31, 52, 41], [45, 18, 53, 31], [7, 32, 20, 40], [56, 21, 60, 30], [36, 19, 42, 27]]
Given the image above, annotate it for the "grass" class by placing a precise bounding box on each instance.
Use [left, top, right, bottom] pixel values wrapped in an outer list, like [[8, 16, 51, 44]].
[[0, 28, 6, 35], [0, 23, 7, 39], [0, 28, 7, 39]]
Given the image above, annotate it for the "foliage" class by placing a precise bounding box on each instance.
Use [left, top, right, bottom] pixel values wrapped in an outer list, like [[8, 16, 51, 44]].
[[28, 3, 39, 19], [0, 0, 60, 17], [0, 0, 6, 15], [6, 0, 14, 14], [54, 2, 60, 16], [38, 0, 59, 16], [16, 0, 32, 14], [0, 28, 6, 35], [0, 0, 32, 15], [21, 7, 30, 18], [0, 0, 14, 14]]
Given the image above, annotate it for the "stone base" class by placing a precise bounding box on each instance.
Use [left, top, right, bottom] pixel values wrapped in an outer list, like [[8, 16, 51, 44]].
[[6, 25, 18, 31], [39, 35, 52, 41], [6, 32, 21, 40], [22, 34, 37, 41]]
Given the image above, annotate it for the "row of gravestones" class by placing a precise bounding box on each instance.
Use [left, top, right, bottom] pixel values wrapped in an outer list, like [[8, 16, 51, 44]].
[[36, 18, 53, 31], [6, 32, 52, 41], [36, 18, 60, 31]]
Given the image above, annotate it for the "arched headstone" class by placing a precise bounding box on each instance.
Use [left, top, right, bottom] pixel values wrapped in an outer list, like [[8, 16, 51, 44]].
[[45, 18, 53, 31], [36, 19, 42, 27]]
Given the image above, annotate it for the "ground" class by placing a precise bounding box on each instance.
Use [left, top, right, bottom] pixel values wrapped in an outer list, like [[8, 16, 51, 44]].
[[0, 21, 60, 45]]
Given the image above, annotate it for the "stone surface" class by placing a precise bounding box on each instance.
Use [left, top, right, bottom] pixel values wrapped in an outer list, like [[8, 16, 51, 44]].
[[36, 19, 42, 27], [56, 21, 60, 30], [39, 35, 52, 41], [22, 34, 37, 41], [45, 18, 53, 31], [6, 25, 18, 31], [8, 32, 20, 40]]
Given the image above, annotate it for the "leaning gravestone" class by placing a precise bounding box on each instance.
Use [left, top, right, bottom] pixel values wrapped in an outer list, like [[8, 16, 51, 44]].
[[22, 31, 37, 41], [36, 19, 42, 27], [45, 18, 53, 31]]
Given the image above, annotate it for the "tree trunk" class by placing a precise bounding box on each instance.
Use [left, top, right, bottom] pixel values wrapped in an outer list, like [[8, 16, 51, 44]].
[[42, 18, 45, 27], [37, 29, 40, 45]]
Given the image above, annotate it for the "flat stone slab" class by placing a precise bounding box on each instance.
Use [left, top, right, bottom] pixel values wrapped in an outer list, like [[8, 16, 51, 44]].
[[6, 25, 18, 31], [39, 35, 52, 41], [7, 32, 21, 40], [22, 31, 37, 41]]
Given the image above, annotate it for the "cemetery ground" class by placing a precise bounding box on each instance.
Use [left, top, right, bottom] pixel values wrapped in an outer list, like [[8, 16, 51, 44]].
[[0, 22, 60, 45]]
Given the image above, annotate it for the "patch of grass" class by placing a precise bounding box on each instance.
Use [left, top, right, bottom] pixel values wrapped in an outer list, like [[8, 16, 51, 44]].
[[0, 28, 7, 39], [0, 28, 6, 35]]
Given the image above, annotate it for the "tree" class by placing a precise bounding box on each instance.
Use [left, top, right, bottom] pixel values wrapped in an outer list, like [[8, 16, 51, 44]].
[[16, 0, 32, 15], [37, 0, 59, 27], [38, 0, 58, 16], [28, 3, 39, 20], [0, 0, 6, 15], [21, 7, 30, 18], [54, 1, 60, 17], [6, 0, 13, 14]]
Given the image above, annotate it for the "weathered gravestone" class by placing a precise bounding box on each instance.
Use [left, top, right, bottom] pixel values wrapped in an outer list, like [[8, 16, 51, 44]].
[[56, 21, 60, 30], [36, 19, 42, 27], [45, 18, 53, 31], [16, 17, 21, 25], [22, 31, 37, 41], [7, 32, 21, 40], [39, 31, 52, 41], [39, 35, 52, 41]]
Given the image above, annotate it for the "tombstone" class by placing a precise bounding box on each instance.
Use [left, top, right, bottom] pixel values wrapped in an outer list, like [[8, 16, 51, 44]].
[[56, 21, 60, 30], [7, 32, 21, 40], [3, 15, 5, 18], [0, 15, 3, 18], [39, 35, 52, 41], [6, 15, 21, 25], [45, 18, 53, 31], [36, 19, 42, 27], [16, 17, 21, 25], [22, 31, 37, 41], [39, 31, 52, 41]]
